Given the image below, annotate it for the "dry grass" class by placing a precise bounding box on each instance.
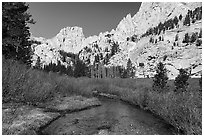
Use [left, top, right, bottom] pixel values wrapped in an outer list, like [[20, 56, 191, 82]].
[[2, 57, 202, 134]]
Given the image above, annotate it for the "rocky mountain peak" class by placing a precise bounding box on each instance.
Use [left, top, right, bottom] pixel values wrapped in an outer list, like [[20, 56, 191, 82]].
[[31, 2, 202, 79], [57, 26, 84, 38], [116, 13, 135, 38], [55, 26, 85, 53]]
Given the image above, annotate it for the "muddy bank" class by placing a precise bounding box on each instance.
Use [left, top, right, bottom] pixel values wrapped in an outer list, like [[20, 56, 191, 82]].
[[37, 95, 101, 112], [2, 96, 101, 135], [2, 104, 60, 135]]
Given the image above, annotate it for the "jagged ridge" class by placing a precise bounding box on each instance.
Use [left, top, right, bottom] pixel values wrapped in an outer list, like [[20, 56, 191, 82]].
[[31, 2, 202, 79]]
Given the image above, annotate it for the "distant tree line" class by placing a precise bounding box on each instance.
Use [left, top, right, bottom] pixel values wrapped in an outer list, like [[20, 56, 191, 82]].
[[90, 58, 135, 78], [182, 29, 202, 46], [36, 56, 135, 79], [35, 51, 90, 77], [183, 7, 202, 26], [141, 15, 180, 38], [149, 35, 164, 44]]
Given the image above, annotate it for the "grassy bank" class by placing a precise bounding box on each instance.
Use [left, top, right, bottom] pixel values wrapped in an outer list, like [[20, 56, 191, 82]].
[[2, 57, 202, 134]]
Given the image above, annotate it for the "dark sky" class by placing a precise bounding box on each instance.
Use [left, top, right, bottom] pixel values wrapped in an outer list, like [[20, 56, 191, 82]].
[[28, 2, 141, 39]]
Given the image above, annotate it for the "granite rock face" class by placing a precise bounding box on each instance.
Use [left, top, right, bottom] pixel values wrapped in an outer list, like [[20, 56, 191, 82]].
[[31, 2, 202, 79], [31, 27, 85, 68]]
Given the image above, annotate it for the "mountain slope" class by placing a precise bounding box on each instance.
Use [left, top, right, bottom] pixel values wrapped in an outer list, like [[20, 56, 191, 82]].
[[31, 2, 202, 79], [131, 2, 202, 36]]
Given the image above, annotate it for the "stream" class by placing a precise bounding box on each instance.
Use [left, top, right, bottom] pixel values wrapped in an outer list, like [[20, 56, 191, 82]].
[[39, 97, 178, 135]]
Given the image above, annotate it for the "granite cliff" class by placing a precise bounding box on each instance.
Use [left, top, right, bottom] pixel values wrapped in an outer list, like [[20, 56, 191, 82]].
[[31, 2, 202, 79]]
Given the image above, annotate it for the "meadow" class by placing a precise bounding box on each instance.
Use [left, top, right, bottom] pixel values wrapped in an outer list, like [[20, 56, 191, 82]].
[[2, 57, 202, 135]]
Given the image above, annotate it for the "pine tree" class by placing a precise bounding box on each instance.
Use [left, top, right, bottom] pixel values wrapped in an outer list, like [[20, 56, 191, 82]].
[[159, 36, 161, 41], [2, 2, 35, 64], [175, 34, 178, 41], [173, 16, 179, 27], [183, 14, 190, 26], [34, 56, 41, 69], [173, 42, 176, 46], [179, 14, 182, 21], [127, 37, 130, 41], [74, 57, 89, 77], [131, 35, 137, 42], [153, 27, 158, 35], [183, 33, 190, 43], [170, 19, 174, 29], [152, 62, 168, 91], [126, 58, 135, 78], [94, 54, 100, 63], [158, 22, 163, 35], [121, 68, 128, 78], [111, 42, 120, 56], [188, 10, 193, 19], [198, 7, 202, 20], [163, 28, 165, 34], [149, 37, 154, 43], [198, 29, 202, 38], [195, 7, 202, 20], [196, 39, 202, 46], [155, 39, 157, 44], [190, 32, 198, 43], [174, 69, 190, 92]]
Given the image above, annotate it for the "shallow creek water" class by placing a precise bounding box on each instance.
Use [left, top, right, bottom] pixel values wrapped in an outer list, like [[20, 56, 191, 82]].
[[40, 97, 177, 135]]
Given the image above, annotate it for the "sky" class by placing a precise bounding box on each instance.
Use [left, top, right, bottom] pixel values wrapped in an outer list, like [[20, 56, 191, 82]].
[[28, 2, 141, 39]]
